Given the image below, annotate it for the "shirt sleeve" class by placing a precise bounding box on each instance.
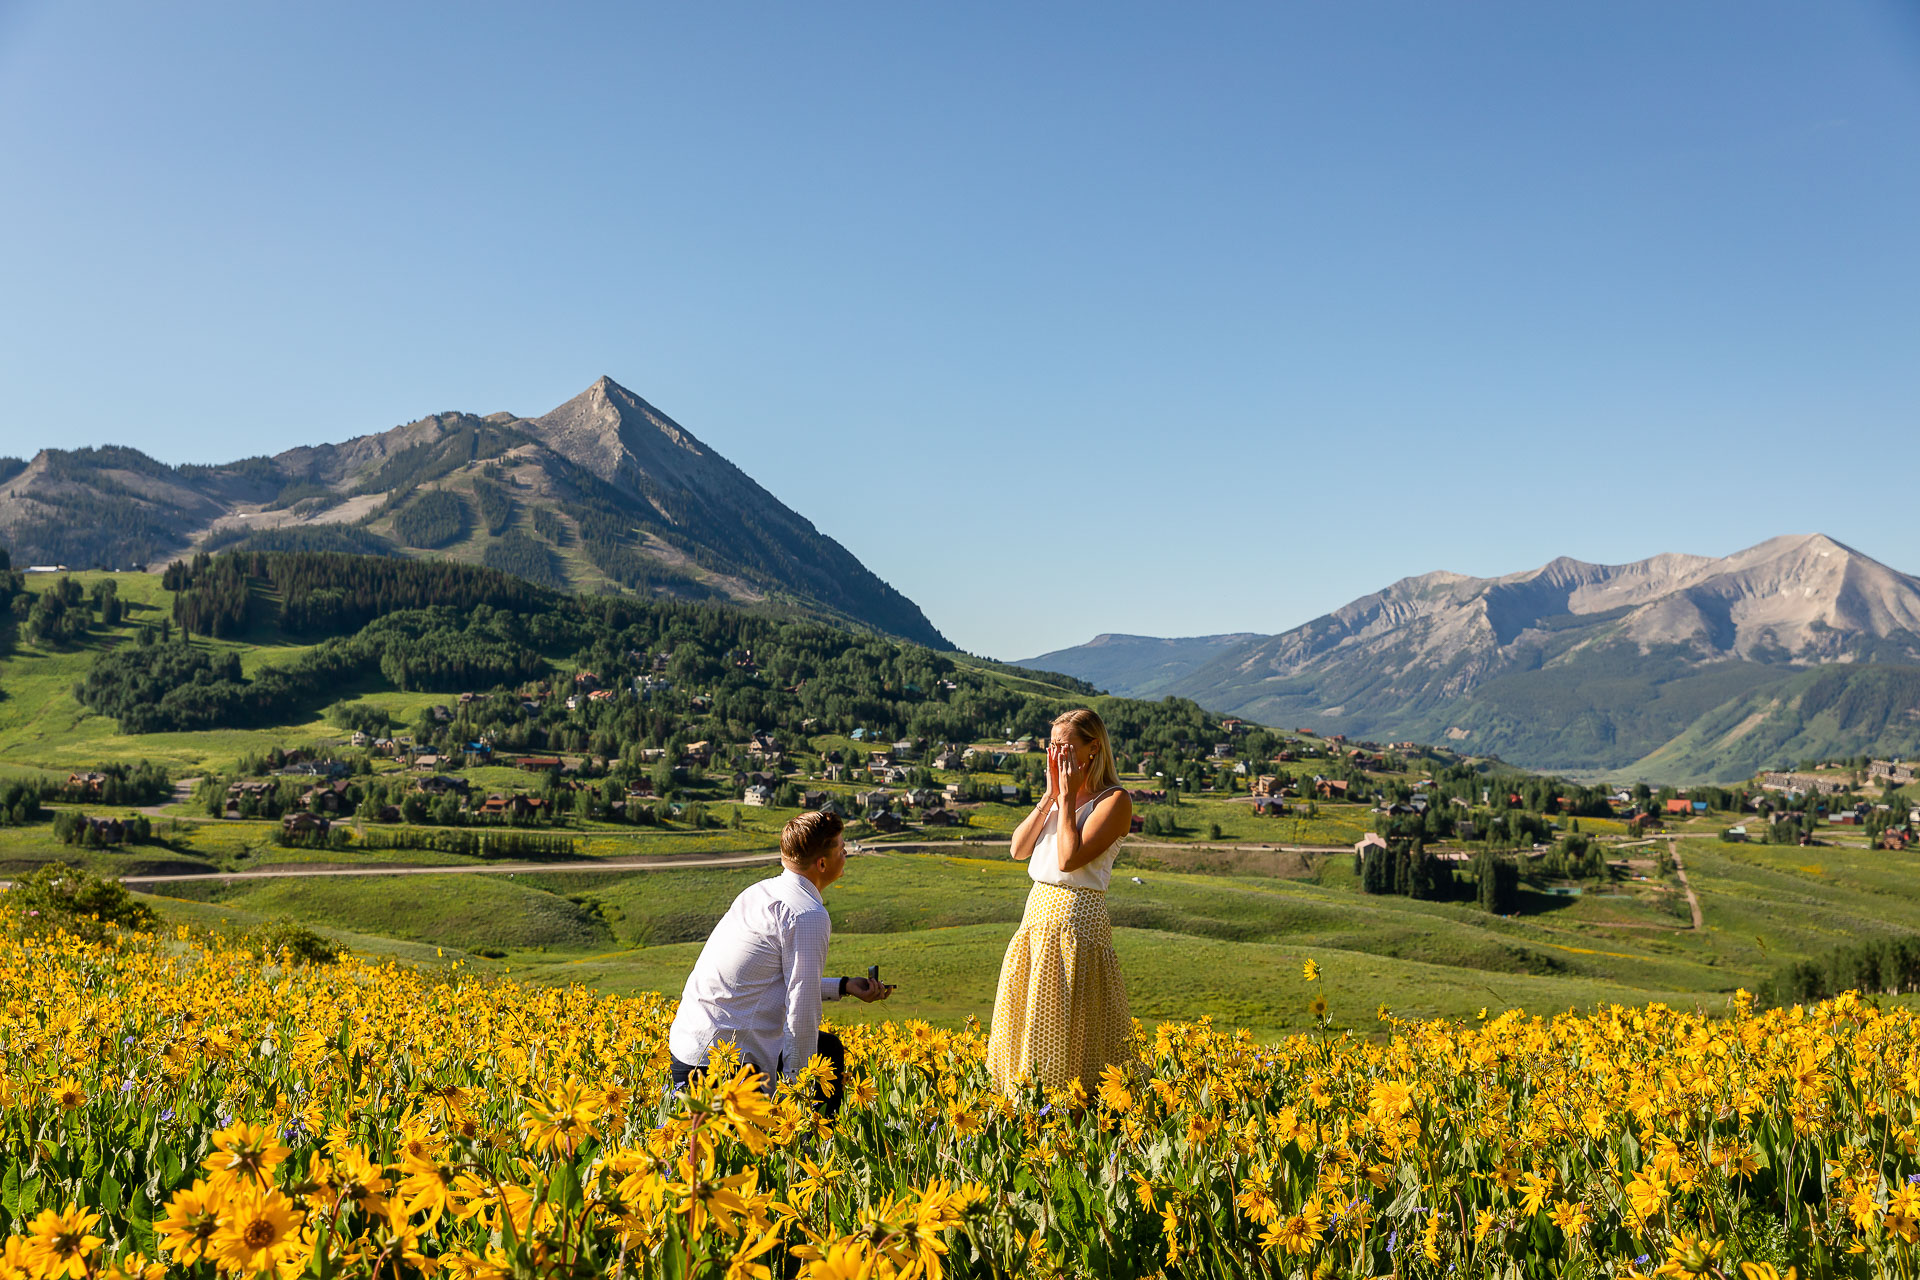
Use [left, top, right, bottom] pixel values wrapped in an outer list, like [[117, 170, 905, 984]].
[[780, 908, 831, 1081], [820, 974, 842, 1002]]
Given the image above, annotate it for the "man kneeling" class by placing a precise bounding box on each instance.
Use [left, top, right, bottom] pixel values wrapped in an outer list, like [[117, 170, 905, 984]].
[[668, 810, 889, 1116]]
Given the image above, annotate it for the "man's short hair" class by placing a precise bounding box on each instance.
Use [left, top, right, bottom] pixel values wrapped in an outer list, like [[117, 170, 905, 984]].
[[781, 810, 844, 863]]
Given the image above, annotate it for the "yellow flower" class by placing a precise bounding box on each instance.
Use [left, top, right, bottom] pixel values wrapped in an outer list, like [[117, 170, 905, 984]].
[[397, 1151, 461, 1229], [1260, 1197, 1325, 1256], [1308, 995, 1328, 1018], [212, 1187, 303, 1275], [1518, 1169, 1554, 1216], [202, 1121, 290, 1188], [1625, 1169, 1668, 1222], [49, 1079, 86, 1111], [1302, 959, 1319, 982], [516, 1079, 602, 1157], [155, 1180, 225, 1265], [1547, 1197, 1591, 1234], [1659, 1232, 1723, 1278], [24, 1204, 103, 1280]]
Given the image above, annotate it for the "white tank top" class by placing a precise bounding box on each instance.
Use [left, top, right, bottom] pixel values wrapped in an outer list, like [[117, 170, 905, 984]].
[[1027, 786, 1127, 891]]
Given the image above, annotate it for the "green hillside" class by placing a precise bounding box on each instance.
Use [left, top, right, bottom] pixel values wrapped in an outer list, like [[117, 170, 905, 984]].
[[1621, 663, 1920, 782]]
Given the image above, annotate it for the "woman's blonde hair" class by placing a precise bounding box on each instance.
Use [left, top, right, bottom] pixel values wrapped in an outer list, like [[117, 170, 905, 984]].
[[1053, 707, 1122, 796]]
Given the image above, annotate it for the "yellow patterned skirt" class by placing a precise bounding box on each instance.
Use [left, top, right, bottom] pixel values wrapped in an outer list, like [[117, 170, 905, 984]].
[[986, 881, 1131, 1098]]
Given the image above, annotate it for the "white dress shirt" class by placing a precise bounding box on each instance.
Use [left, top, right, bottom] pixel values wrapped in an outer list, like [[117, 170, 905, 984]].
[[668, 868, 842, 1083]]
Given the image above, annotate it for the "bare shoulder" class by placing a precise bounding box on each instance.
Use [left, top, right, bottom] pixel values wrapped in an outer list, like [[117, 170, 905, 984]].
[[1094, 786, 1131, 814]]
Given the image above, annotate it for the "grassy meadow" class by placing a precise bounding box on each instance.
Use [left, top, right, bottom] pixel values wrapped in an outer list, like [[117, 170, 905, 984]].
[[5, 567, 1917, 1049]]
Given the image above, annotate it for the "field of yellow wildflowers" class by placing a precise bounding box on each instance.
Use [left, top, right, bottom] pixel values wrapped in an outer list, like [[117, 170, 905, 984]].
[[0, 919, 1913, 1278]]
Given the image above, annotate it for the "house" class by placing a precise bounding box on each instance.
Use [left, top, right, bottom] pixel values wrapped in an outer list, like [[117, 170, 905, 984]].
[[870, 811, 905, 834], [751, 731, 781, 755], [1128, 814, 1144, 833], [1221, 718, 1244, 735], [1006, 737, 1037, 753], [513, 756, 561, 773], [1879, 830, 1912, 851], [933, 746, 963, 772], [743, 784, 774, 807], [1761, 771, 1853, 796], [574, 671, 600, 689], [868, 751, 894, 769], [1724, 825, 1749, 843], [65, 771, 107, 796], [1870, 759, 1918, 786], [998, 784, 1021, 802], [1833, 812, 1861, 826], [282, 813, 330, 836], [301, 780, 352, 814], [906, 788, 944, 810], [1252, 796, 1288, 817], [79, 816, 128, 844], [922, 808, 959, 827], [800, 790, 832, 811], [1128, 788, 1167, 805], [1664, 799, 1694, 816], [1210, 743, 1232, 759], [478, 794, 509, 818], [859, 790, 893, 813], [588, 689, 614, 703], [683, 741, 712, 765], [625, 780, 655, 799], [944, 782, 964, 802], [349, 730, 370, 748], [1314, 778, 1350, 799], [892, 739, 915, 757], [1354, 833, 1389, 857], [851, 728, 870, 742], [1692, 800, 1709, 814], [412, 754, 440, 771], [415, 775, 470, 797]]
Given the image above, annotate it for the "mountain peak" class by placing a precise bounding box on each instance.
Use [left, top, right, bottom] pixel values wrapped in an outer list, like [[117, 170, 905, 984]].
[[528, 377, 713, 492]]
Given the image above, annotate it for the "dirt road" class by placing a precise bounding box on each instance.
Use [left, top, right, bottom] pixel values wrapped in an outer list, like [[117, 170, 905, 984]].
[[4, 851, 790, 891]]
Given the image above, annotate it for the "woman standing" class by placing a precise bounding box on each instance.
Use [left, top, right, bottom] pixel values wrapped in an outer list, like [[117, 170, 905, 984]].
[[987, 707, 1135, 1098]]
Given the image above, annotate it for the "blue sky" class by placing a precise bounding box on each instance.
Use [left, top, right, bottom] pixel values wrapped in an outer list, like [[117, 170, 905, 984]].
[[2, 2, 1915, 659]]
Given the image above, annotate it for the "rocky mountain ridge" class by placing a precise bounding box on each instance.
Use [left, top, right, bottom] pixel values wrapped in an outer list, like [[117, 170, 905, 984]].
[[1019, 535, 1920, 780], [0, 377, 949, 649]]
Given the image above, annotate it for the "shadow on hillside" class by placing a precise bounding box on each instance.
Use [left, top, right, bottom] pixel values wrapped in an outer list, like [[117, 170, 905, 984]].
[[1506, 887, 1583, 918]]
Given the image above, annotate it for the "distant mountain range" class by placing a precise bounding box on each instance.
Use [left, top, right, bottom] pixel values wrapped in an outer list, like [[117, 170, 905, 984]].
[[1018, 535, 1920, 782], [0, 376, 949, 649]]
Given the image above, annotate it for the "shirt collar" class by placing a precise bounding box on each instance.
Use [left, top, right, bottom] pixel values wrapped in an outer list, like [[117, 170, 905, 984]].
[[781, 867, 825, 907]]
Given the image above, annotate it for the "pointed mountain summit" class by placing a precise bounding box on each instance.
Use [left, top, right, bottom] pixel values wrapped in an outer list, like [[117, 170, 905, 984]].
[[527, 376, 714, 500], [0, 377, 950, 649]]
